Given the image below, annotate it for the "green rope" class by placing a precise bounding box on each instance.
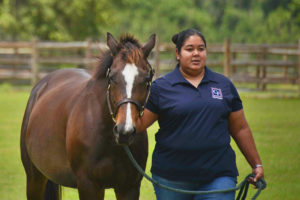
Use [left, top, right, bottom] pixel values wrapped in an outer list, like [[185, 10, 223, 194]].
[[124, 146, 266, 200]]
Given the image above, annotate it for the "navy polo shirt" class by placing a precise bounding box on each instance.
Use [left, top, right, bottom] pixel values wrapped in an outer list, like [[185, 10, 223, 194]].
[[146, 65, 243, 183]]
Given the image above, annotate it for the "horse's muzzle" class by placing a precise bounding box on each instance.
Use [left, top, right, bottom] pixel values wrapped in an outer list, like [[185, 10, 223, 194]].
[[113, 123, 136, 145]]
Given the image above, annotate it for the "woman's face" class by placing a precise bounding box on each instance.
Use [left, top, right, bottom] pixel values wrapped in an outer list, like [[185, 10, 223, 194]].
[[176, 35, 207, 76]]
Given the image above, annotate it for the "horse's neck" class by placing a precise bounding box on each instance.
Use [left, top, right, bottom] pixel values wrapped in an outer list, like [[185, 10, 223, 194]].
[[87, 79, 113, 124]]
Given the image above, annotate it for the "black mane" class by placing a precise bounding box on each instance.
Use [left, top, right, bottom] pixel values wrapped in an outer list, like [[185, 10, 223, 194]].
[[93, 34, 142, 80], [119, 34, 142, 49]]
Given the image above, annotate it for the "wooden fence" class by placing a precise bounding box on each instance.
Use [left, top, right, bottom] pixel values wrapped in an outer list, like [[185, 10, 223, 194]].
[[0, 39, 300, 94]]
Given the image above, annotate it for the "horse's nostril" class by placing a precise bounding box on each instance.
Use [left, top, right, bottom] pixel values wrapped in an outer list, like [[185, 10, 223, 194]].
[[114, 124, 136, 145], [114, 124, 136, 135], [124, 125, 136, 135], [132, 126, 136, 135], [114, 123, 136, 135], [113, 125, 119, 134]]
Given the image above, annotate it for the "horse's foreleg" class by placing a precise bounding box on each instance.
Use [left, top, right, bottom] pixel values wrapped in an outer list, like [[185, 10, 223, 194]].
[[25, 165, 48, 200], [114, 186, 140, 200], [77, 174, 105, 200], [22, 144, 48, 200]]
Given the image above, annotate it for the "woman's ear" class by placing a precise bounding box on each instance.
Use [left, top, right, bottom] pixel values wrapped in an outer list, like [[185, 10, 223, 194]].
[[175, 48, 180, 61]]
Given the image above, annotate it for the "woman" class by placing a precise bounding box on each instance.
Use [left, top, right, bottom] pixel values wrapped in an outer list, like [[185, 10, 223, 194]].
[[138, 28, 264, 200]]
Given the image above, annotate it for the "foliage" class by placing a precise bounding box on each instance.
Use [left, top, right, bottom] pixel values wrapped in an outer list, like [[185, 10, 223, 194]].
[[0, 0, 299, 43], [0, 0, 122, 41], [0, 0, 19, 40]]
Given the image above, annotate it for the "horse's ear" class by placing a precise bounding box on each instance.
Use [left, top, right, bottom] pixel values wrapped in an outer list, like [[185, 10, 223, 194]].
[[142, 34, 156, 58], [107, 32, 119, 56]]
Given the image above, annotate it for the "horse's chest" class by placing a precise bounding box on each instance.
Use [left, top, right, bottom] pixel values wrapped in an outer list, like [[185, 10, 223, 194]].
[[90, 152, 137, 187]]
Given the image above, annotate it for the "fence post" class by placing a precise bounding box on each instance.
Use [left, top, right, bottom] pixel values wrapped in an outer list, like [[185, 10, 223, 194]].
[[283, 54, 288, 78], [261, 47, 267, 90], [12, 47, 19, 74], [256, 53, 261, 89], [31, 38, 39, 85], [154, 37, 160, 79], [223, 38, 231, 78], [85, 38, 92, 69], [232, 52, 237, 74]]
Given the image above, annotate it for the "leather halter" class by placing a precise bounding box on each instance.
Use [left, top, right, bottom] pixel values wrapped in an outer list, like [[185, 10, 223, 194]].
[[106, 62, 154, 122]]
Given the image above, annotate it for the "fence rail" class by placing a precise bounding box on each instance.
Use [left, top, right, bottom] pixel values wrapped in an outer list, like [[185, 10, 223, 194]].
[[0, 39, 300, 94]]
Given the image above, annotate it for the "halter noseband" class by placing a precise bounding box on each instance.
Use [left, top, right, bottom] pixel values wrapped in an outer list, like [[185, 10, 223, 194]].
[[106, 62, 154, 122]]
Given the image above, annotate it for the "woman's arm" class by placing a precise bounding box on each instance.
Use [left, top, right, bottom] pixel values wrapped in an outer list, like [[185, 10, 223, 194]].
[[229, 109, 264, 184], [137, 108, 158, 133]]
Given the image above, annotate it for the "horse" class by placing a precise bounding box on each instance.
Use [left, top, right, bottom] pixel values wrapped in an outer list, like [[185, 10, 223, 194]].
[[20, 32, 156, 200]]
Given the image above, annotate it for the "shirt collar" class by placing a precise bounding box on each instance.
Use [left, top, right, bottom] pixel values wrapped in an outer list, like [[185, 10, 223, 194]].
[[166, 64, 218, 86]]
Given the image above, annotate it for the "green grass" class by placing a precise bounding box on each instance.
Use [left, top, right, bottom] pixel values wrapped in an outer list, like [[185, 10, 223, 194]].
[[0, 83, 300, 199]]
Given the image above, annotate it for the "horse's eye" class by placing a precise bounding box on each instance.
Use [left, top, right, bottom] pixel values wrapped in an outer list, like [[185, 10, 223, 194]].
[[109, 75, 117, 83], [144, 75, 152, 83]]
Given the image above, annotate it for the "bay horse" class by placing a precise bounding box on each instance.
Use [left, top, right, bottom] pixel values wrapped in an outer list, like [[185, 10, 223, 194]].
[[20, 33, 155, 200]]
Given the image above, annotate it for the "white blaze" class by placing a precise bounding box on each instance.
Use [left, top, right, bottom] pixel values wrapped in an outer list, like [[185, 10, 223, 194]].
[[122, 64, 139, 131]]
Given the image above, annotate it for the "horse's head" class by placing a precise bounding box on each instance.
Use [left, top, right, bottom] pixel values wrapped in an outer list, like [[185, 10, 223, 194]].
[[106, 33, 155, 145]]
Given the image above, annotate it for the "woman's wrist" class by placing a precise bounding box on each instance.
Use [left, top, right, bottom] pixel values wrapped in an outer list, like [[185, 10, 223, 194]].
[[253, 164, 263, 169]]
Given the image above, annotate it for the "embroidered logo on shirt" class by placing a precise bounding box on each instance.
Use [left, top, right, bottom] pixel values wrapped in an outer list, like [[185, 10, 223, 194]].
[[211, 87, 223, 99]]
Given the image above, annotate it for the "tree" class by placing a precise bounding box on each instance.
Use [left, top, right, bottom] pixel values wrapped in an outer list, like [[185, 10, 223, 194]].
[[0, 0, 299, 43], [0, 0, 19, 40], [0, 0, 122, 41]]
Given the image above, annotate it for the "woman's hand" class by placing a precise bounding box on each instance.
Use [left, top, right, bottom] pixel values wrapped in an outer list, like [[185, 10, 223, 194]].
[[249, 166, 265, 188], [229, 110, 264, 189], [136, 108, 158, 133]]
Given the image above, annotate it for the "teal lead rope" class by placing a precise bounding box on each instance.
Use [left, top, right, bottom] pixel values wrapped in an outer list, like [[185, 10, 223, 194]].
[[123, 146, 266, 200]]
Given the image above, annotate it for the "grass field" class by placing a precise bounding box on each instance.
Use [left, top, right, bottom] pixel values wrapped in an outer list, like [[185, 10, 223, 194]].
[[0, 83, 300, 200]]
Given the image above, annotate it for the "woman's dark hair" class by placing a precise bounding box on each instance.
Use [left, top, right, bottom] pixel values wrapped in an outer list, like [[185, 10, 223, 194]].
[[172, 28, 206, 52]]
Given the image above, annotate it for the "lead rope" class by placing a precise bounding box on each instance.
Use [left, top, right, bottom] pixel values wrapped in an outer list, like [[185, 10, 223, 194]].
[[123, 146, 266, 200]]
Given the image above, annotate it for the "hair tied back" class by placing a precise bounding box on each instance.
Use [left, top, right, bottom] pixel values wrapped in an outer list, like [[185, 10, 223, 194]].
[[172, 34, 179, 44]]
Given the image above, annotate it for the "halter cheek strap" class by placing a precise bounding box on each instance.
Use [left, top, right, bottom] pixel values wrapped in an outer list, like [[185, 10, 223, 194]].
[[106, 85, 115, 122], [106, 83, 151, 122]]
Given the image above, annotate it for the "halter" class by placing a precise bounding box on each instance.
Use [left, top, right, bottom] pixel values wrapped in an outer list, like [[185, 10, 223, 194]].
[[106, 62, 154, 122]]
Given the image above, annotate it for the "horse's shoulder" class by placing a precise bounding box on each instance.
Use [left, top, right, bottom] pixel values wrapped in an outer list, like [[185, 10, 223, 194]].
[[53, 68, 92, 80], [29, 68, 90, 107]]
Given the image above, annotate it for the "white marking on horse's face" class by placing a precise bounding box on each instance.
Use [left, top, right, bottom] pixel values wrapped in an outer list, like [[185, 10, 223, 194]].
[[122, 64, 139, 131]]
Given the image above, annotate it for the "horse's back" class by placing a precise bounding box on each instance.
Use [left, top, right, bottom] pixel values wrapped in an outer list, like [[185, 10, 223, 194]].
[[22, 68, 91, 187], [34, 68, 91, 98]]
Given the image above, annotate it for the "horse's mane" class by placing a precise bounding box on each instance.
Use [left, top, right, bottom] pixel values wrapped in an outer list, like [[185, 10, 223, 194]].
[[93, 34, 142, 80], [120, 34, 141, 49]]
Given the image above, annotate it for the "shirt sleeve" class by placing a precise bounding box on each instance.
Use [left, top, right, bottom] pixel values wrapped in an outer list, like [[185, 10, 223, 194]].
[[229, 81, 243, 112], [145, 80, 160, 114]]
